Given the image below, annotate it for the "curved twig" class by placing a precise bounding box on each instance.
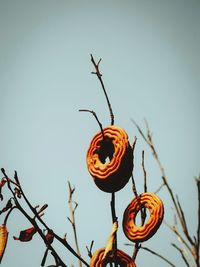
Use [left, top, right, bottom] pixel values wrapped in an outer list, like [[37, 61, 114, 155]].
[[79, 109, 105, 140]]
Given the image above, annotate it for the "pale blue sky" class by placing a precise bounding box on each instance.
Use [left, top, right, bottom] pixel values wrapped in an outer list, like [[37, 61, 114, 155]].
[[0, 1, 200, 266]]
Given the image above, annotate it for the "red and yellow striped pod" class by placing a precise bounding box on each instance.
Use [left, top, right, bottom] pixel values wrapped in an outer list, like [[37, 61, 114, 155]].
[[123, 192, 164, 242], [87, 126, 133, 192], [0, 224, 8, 263], [90, 248, 136, 267]]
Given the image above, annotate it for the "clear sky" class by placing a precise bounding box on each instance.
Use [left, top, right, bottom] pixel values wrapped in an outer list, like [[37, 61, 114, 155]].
[[0, 1, 200, 267]]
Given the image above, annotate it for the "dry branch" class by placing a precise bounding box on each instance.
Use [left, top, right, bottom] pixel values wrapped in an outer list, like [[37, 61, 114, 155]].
[[140, 245, 176, 267], [67, 181, 82, 267], [131, 120, 200, 267], [171, 243, 190, 267], [90, 54, 114, 125]]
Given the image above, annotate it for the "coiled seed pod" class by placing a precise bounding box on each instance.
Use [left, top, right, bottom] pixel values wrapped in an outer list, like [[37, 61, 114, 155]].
[[123, 192, 164, 242], [87, 125, 133, 192], [90, 247, 136, 266]]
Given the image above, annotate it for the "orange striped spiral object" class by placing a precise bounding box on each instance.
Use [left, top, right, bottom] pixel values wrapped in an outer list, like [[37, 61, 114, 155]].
[[0, 224, 8, 263], [87, 126, 133, 192], [90, 248, 136, 266], [123, 192, 164, 242]]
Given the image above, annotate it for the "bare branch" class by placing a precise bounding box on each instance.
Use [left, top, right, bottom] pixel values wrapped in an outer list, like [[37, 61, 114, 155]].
[[110, 192, 118, 267], [68, 181, 82, 267], [172, 243, 190, 267], [132, 243, 141, 261], [164, 221, 192, 255], [141, 246, 176, 267], [90, 54, 114, 125], [131, 121, 196, 249], [86, 240, 94, 258], [195, 175, 200, 266], [154, 182, 165, 194], [176, 195, 195, 246], [130, 119, 148, 144], [131, 137, 138, 197], [142, 150, 147, 193]]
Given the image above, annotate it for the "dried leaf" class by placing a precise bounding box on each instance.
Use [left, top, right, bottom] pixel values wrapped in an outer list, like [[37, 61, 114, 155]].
[[102, 221, 118, 259], [13, 227, 36, 242]]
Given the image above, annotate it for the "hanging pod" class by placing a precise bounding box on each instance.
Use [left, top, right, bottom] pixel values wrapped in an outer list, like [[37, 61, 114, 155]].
[[123, 192, 164, 242], [0, 224, 8, 263], [87, 125, 133, 192], [90, 247, 136, 267]]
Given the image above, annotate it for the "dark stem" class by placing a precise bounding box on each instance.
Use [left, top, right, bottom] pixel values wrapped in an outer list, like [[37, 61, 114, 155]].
[[142, 150, 147, 193], [3, 206, 16, 225], [90, 54, 114, 125], [79, 109, 105, 140], [1, 169, 89, 267], [15, 199, 66, 267], [131, 137, 138, 197], [86, 240, 94, 258], [132, 243, 141, 260], [110, 192, 117, 267], [196, 175, 200, 266]]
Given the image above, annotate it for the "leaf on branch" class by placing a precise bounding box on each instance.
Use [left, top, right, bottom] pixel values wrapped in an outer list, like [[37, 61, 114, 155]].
[[13, 227, 37, 242], [0, 224, 8, 263]]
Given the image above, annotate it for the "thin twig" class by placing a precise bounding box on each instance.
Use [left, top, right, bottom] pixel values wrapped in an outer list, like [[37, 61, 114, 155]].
[[140, 245, 176, 267], [86, 240, 94, 258], [171, 243, 190, 267], [176, 195, 194, 246], [154, 182, 165, 194], [67, 181, 82, 267], [142, 150, 147, 193], [131, 121, 196, 249], [90, 54, 114, 125], [110, 192, 117, 267], [79, 109, 105, 140], [131, 137, 138, 197], [164, 220, 193, 256], [195, 175, 200, 266], [132, 243, 141, 261], [1, 169, 89, 267]]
